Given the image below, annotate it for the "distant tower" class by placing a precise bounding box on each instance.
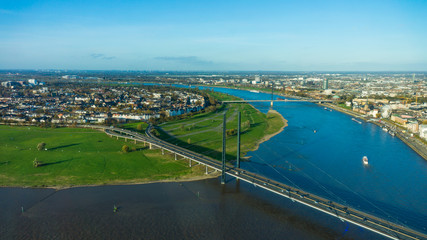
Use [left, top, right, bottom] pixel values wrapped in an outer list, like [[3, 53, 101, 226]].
[[323, 79, 329, 90], [413, 73, 416, 82], [270, 83, 274, 109]]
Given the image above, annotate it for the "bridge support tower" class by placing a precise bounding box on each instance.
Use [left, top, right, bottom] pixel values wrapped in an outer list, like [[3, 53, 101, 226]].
[[236, 111, 241, 168], [221, 113, 226, 184]]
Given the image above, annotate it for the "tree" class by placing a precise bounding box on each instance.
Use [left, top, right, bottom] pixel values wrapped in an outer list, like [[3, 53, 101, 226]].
[[187, 138, 191, 144], [33, 158, 42, 167], [122, 145, 130, 153], [137, 123, 143, 131], [37, 142, 46, 151], [226, 128, 237, 136]]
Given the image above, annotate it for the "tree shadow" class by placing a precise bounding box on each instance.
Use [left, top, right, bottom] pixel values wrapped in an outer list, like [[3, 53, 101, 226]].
[[49, 143, 80, 151], [135, 146, 148, 151], [40, 158, 74, 167], [0, 161, 10, 165]]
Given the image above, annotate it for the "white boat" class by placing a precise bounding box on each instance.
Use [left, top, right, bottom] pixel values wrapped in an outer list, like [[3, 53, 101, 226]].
[[249, 90, 259, 93], [363, 156, 368, 165], [382, 127, 388, 132]]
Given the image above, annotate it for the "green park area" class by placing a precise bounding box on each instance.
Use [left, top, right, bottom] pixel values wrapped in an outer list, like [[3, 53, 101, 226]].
[[0, 92, 286, 188], [0, 125, 204, 188], [156, 91, 287, 162]]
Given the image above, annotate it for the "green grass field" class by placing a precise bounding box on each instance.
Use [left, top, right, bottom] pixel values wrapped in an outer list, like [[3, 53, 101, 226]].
[[157, 102, 285, 162], [0, 125, 202, 188], [121, 122, 148, 133]]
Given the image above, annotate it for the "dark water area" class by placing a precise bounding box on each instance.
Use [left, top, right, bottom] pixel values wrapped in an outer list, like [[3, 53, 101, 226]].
[[0, 179, 386, 240]]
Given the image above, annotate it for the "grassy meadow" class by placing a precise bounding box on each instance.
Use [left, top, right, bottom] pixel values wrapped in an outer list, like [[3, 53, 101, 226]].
[[0, 125, 202, 188], [157, 101, 286, 162]]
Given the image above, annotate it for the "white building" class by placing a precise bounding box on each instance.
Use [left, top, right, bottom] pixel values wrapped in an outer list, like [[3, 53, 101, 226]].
[[381, 105, 392, 118], [28, 79, 38, 85], [419, 125, 427, 140]]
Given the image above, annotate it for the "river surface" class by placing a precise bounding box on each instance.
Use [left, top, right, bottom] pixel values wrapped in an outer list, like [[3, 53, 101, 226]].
[[2, 84, 426, 239], [1, 180, 386, 240], [197, 86, 427, 234]]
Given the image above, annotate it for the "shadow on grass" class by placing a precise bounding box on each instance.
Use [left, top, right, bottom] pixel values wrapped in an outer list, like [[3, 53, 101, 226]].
[[0, 161, 10, 165], [40, 158, 74, 167], [134, 146, 149, 151], [49, 143, 80, 151]]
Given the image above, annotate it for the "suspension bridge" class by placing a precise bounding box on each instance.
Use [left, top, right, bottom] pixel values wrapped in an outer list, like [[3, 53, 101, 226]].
[[80, 122, 427, 240]]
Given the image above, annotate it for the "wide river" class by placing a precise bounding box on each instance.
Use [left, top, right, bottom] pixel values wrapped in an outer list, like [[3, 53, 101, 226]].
[[202, 86, 427, 232], [1, 85, 426, 239]]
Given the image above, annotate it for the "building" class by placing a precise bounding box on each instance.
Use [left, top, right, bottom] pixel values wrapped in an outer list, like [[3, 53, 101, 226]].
[[381, 105, 392, 118], [419, 125, 427, 140], [62, 75, 80, 80], [406, 121, 419, 133], [323, 79, 329, 90], [391, 114, 408, 125], [28, 79, 38, 85]]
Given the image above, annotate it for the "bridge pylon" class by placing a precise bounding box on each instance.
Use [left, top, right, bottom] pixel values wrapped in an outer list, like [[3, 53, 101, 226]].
[[221, 112, 226, 184], [236, 111, 241, 169]]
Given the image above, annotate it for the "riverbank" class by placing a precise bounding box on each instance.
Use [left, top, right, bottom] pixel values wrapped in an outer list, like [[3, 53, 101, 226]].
[[156, 100, 287, 162], [319, 102, 427, 161], [253, 109, 288, 152], [38, 170, 221, 190]]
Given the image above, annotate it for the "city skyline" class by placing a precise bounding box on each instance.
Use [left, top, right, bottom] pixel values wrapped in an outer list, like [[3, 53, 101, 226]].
[[1, 0, 427, 71]]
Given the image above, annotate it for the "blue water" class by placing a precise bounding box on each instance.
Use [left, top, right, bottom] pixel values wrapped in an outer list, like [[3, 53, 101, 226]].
[[155, 84, 427, 234]]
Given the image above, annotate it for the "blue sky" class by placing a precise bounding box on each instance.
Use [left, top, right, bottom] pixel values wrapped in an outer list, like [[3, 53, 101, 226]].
[[0, 0, 426, 71]]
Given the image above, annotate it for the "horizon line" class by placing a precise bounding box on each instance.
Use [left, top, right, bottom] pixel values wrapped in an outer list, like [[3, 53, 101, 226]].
[[1, 69, 427, 73]]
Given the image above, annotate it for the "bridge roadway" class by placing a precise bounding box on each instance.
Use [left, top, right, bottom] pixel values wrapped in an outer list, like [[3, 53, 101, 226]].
[[81, 124, 426, 240]]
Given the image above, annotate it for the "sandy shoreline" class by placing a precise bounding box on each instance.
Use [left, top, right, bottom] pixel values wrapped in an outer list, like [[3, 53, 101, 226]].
[[1, 172, 221, 190], [251, 109, 288, 152]]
